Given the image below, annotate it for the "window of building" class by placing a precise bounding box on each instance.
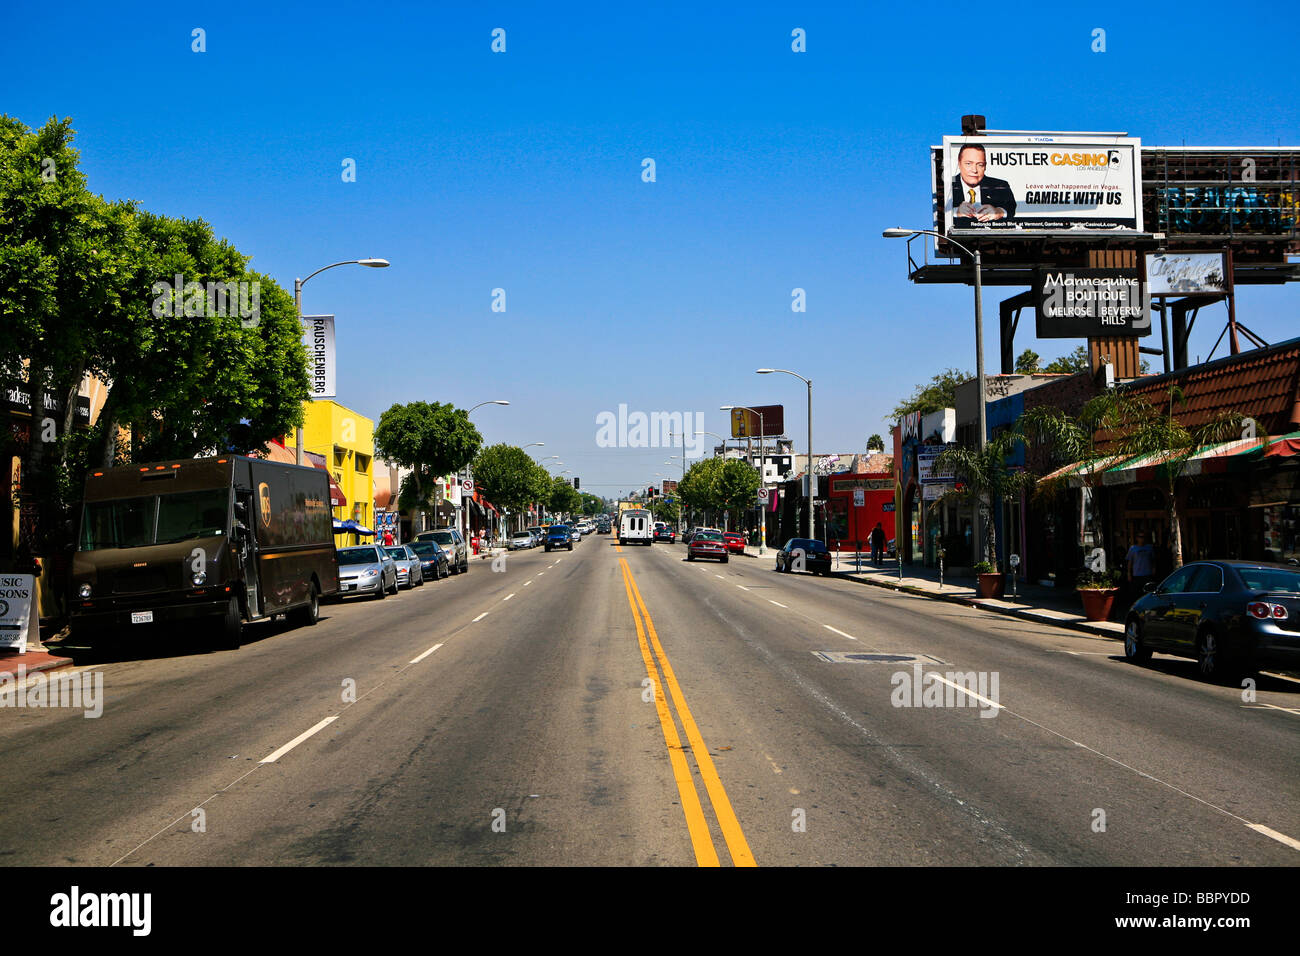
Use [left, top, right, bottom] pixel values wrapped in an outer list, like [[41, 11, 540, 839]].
[[355, 453, 371, 474]]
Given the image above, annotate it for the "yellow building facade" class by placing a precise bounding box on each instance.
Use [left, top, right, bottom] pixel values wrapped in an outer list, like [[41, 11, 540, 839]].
[[284, 401, 375, 548]]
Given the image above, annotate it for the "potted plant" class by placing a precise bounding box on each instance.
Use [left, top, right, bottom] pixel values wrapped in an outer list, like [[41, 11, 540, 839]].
[[1076, 567, 1120, 621], [973, 560, 1005, 598]]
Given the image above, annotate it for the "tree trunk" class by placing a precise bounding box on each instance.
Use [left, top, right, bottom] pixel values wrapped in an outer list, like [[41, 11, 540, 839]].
[[984, 494, 998, 567], [1168, 500, 1183, 569]]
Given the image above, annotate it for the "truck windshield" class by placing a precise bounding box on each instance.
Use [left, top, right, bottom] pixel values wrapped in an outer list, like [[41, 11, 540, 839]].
[[79, 489, 230, 551]]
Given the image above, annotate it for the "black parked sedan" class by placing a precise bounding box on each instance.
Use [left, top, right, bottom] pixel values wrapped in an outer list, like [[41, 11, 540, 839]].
[[408, 540, 451, 581], [1124, 560, 1300, 679], [775, 537, 832, 575]]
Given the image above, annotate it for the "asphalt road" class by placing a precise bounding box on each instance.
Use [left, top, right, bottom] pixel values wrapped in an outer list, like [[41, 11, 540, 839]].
[[1, 537, 1297, 866]]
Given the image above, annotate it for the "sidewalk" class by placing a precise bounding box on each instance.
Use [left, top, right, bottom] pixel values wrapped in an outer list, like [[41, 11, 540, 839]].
[[828, 554, 1126, 639], [0, 649, 75, 681]]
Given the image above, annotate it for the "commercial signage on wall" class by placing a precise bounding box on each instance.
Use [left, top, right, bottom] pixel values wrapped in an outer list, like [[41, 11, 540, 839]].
[[1145, 252, 1228, 295], [730, 405, 785, 439], [1035, 270, 1151, 338], [301, 315, 336, 399], [0, 574, 36, 653], [940, 134, 1143, 235], [917, 445, 956, 483]]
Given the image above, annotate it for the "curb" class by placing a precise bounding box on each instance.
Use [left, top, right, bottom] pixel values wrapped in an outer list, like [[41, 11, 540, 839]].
[[829, 569, 1125, 642]]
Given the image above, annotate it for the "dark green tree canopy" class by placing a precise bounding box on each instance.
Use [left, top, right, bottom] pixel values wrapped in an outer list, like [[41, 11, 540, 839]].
[[472, 444, 548, 514]]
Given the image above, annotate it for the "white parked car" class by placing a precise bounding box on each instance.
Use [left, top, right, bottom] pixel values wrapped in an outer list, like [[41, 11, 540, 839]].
[[509, 531, 534, 550]]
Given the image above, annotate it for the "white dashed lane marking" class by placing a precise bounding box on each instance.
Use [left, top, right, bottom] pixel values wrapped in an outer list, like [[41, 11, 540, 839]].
[[823, 624, 857, 641], [472, 612, 488, 622], [409, 643, 444, 664]]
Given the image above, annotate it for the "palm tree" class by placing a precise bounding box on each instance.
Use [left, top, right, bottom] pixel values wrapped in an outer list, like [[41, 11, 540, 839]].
[[931, 431, 1037, 569]]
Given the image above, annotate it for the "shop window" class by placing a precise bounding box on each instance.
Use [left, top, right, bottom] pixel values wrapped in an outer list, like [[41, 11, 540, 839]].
[[355, 453, 371, 474], [1125, 488, 1165, 511]]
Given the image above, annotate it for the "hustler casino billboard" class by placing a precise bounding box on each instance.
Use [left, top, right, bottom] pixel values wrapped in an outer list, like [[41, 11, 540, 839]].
[[938, 134, 1143, 235]]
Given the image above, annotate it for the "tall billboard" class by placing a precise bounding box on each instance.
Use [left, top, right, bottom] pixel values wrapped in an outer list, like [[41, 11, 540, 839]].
[[940, 134, 1143, 235], [730, 404, 785, 439]]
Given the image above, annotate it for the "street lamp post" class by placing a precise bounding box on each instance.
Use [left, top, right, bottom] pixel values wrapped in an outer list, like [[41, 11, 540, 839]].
[[758, 368, 813, 540], [883, 228, 987, 565], [293, 258, 390, 466], [721, 404, 768, 554]]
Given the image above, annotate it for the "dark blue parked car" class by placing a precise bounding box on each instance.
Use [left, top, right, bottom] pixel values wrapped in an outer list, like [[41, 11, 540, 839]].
[[1124, 560, 1300, 679]]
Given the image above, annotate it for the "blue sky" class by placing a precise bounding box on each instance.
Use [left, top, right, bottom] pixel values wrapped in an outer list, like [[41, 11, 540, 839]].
[[4, 1, 1296, 497]]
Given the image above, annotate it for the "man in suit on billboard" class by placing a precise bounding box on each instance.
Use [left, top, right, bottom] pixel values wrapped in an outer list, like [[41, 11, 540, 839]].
[[951, 143, 1016, 225]]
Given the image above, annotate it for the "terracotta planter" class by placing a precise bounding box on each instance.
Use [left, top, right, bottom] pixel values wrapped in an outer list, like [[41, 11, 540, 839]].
[[1078, 587, 1119, 622], [977, 573, 1005, 599]]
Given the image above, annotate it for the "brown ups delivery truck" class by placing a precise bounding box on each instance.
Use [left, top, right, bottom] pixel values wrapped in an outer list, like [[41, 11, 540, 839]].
[[69, 455, 339, 649]]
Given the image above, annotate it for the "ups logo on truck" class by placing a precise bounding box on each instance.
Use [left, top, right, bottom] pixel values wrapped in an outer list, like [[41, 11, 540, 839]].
[[259, 483, 272, 527]]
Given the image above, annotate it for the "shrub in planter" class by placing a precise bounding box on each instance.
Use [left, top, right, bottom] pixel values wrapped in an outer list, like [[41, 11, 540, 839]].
[[1076, 567, 1120, 621], [973, 561, 1005, 598]]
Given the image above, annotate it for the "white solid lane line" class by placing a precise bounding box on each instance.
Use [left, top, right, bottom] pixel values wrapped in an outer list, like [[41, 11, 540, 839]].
[[503, 593, 515, 602], [769, 600, 788, 608], [409, 643, 444, 664], [260, 716, 339, 764], [472, 612, 488, 622], [823, 624, 857, 641], [1246, 824, 1300, 851]]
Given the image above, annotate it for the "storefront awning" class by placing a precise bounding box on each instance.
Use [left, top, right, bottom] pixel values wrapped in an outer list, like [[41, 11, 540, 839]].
[[1037, 432, 1300, 488]]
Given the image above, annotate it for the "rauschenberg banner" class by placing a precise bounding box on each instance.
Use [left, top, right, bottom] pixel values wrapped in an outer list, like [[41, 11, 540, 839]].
[[300, 315, 336, 399], [1035, 269, 1151, 338], [941, 135, 1142, 235]]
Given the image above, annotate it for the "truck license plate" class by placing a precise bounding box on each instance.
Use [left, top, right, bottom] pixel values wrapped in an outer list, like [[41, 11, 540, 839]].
[[131, 611, 153, 624]]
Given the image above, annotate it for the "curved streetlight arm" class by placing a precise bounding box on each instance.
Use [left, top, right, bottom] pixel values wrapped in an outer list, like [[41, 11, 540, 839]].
[[883, 227, 976, 260]]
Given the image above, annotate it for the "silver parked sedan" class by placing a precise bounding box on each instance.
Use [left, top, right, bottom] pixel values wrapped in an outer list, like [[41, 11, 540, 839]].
[[337, 545, 399, 599], [385, 545, 425, 589], [508, 531, 534, 550]]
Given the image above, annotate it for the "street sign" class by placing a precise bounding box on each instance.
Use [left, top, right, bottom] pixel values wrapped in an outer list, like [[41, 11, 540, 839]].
[[853, 488, 865, 507], [461, 478, 473, 494], [756, 487, 770, 505]]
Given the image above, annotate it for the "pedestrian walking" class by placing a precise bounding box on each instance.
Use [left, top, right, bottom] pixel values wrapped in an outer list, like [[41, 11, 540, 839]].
[[870, 522, 886, 566], [1126, 530, 1156, 605]]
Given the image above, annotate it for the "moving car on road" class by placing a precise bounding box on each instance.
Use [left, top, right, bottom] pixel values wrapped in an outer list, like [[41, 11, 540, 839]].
[[688, 530, 729, 563], [416, 528, 469, 574], [509, 530, 534, 550], [724, 532, 746, 554], [338, 545, 399, 598], [1124, 560, 1300, 679], [776, 538, 832, 575], [653, 526, 676, 543], [546, 525, 573, 552], [408, 540, 450, 580], [384, 545, 424, 589]]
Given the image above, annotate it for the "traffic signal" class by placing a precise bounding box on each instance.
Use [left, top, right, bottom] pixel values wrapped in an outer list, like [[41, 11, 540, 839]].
[[573, 476, 579, 490]]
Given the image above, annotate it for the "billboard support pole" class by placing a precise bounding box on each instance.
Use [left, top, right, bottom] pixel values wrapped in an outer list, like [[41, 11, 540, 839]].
[[973, 247, 988, 566]]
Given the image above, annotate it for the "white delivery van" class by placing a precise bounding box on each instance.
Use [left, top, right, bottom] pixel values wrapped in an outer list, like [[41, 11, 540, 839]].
[[619, 509, 654, 546]]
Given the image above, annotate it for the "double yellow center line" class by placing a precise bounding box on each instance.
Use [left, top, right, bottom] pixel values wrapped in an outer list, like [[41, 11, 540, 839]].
[[619, 558, 756, 867]]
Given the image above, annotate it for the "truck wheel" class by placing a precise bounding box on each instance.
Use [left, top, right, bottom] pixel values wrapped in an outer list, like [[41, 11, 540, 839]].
[[215, 595, 243, 649], [292, 584, 320, 627]]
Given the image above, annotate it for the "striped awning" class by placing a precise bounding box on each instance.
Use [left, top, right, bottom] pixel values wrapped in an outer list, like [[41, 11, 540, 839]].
[[1037, 431, 1300, 488]]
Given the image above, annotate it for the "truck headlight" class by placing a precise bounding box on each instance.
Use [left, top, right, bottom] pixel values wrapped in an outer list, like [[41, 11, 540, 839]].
[[192, 571, 207, 586], [78, 583, 92, 598]]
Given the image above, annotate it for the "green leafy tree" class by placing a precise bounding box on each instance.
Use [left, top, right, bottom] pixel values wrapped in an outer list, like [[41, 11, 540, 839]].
[[472, 444, 546, 515], [579, 493, 604, 516], [1, 116, 307, 561], [717, 458, 761, 526], [888, 368, 970, 422], [866, 434, 884, 452], [649, 496, 680, 524], [374, 402, 481, 526], [548, 476, 581, 517]]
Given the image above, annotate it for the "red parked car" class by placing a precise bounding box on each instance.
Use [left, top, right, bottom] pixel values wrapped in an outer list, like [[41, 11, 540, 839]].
[[723, 532, 746, 554], [687, 531, 729, 563]]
